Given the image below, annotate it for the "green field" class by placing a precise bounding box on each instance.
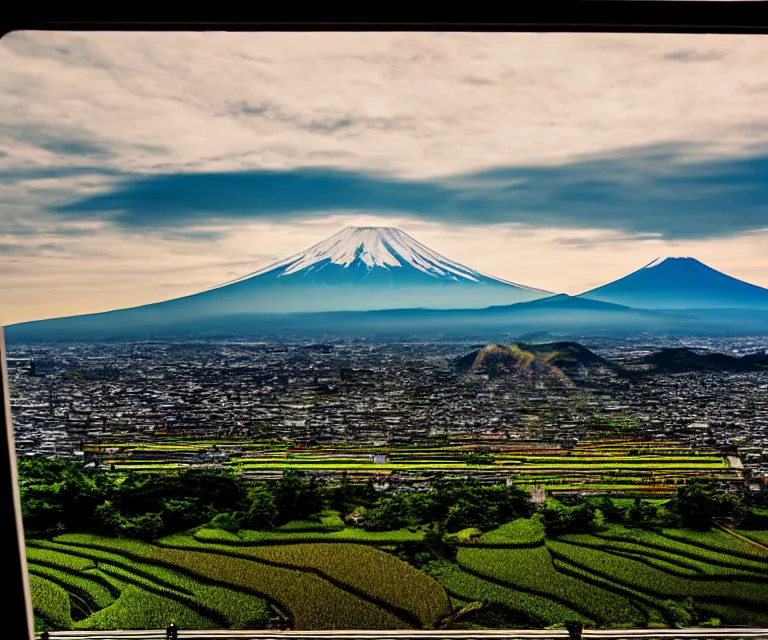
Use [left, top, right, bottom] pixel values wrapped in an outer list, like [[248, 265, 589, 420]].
[[27, 518, 768, 632], [23, 440, 764, 632], [92, 438, 737, 497]]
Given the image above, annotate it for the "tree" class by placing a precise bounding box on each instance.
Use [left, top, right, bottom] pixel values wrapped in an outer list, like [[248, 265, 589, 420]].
[[119, 513, 164, 541], [242, 486, 278, 530], [569, 502, 598, 532], [430, 479, 532, 531], [363, 497, 410, 531], [541, 503, 598, 535], [541, 506, 571, 534], [209, 512, 241, 533], [662, 597, 696, 627], [397, 522, 458, 569], [324, 472, 375, 514], [272, 470, 323, 523], [672, 480, 747, 529], [160, 499, 206, 532], [94, 500, 123, 534], [19, 459, 117, 532], [423, 522, 458, 562], [22, 496, 63, 534], [116, 469, 247, 519], [626, 497, 658, 527], [444, 499, 493, 532], [595, 497, 626, 523]]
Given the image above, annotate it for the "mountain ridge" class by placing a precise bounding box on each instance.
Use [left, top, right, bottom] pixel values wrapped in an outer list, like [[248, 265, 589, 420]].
[[641, 347, 768, 372], [6, 234, 768, 343]]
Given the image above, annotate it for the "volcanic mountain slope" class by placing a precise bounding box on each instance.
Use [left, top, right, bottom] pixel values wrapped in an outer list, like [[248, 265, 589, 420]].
[[455, 341, 623, 382], [579, 257, 768, 310], [640, 347, 768, 373], [4, 226, 552, 337], [196, 226, 553, 312]]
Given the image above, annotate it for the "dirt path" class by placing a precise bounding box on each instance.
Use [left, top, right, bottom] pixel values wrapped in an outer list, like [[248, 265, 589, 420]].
[[714, 520, 768, 553]]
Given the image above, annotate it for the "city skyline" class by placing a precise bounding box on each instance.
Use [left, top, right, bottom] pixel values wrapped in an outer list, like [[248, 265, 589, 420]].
[[1, 31, 768, 324]]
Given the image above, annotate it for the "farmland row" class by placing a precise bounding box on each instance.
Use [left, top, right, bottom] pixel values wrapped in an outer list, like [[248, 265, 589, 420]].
[[46, 534, 446, 629]]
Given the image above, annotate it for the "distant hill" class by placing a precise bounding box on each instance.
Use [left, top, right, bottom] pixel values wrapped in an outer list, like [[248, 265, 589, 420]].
[[4, 293, 697, 344], [10, 292, 768, 345], [641, 347, 768, 373], [456, 341, 621, 380]]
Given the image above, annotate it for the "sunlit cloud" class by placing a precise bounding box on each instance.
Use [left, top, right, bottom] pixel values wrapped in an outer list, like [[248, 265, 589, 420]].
[[1, 31, 767, 323]]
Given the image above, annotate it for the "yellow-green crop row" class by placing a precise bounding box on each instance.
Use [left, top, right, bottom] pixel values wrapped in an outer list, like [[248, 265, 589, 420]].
[[159, 535, 450, 628], [49, 534, 413, 630], [455, 545, 645, 626]]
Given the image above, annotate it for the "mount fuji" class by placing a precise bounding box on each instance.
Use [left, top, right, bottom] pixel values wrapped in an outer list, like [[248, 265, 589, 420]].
[[5, 227, 552, 341], [579, 257, 768, 310], [199, 226, 551, 312]]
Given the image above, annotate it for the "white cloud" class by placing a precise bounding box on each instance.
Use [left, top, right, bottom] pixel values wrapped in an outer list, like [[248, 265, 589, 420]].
[[1, 31, 768, 323], [2, 31, 768, 178]]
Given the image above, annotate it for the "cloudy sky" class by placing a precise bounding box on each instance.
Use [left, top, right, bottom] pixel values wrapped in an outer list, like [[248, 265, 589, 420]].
[[1, 31, 768, 324]]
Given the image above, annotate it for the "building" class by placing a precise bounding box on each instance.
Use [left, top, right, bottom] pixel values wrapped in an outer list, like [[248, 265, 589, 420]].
[[530, 485, 546, 506]]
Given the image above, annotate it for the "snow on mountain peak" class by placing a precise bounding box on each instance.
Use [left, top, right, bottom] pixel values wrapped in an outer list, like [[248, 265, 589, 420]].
[[642, 257, 695, 270], [206, 226, 550, 293], [278, 226, 485, 280]]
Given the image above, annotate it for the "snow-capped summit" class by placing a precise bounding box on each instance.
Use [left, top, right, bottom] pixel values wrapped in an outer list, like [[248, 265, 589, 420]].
[[279, 226, 485, 280], [5, 227, 554, 341], [210, 226, 545, 291], [197, 226, 551, 312], [580, 256, 768, 310], [641, 257, 693, 270]]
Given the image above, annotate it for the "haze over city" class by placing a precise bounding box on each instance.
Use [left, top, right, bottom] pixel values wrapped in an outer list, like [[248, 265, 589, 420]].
[[1, 31, 768, 324]]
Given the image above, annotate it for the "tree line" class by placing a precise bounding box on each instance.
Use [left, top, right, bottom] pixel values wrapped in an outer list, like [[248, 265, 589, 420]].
[[18, 457, 760, 544]]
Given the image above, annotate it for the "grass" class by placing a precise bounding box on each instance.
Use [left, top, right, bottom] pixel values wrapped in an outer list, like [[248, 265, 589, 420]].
[[161, 534, 451, 628], [26, 563, 116, 612], [28, 574, 74, 629], [278, 520, 334, 532], [428, 561, 588, 628], [478, 517, 546, 546], [555, 533, 767, 579], [738, 530, 768, 546], [548, 539, 768, 612], [77, 572, 215, 630], [662, 527, 768, 561], [455, 545, 646, 627], [196, 526, 424, 545], [594, 525, 768, 573], [49, 534, 414, 630], [27, 540, 271, 630]]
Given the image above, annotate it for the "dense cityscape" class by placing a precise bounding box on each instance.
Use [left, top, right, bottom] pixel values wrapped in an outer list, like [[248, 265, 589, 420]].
[[7, 337, 768, 486]]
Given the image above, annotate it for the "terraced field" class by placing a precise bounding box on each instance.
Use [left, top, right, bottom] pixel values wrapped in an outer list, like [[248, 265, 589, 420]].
[[27, 519, 768, 631], [91, 439, 738, 496], [158, 535, 450, 628], [442, 521, 768, 628], [28, 533, 449, 631], [194, 526, 424, 545]]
